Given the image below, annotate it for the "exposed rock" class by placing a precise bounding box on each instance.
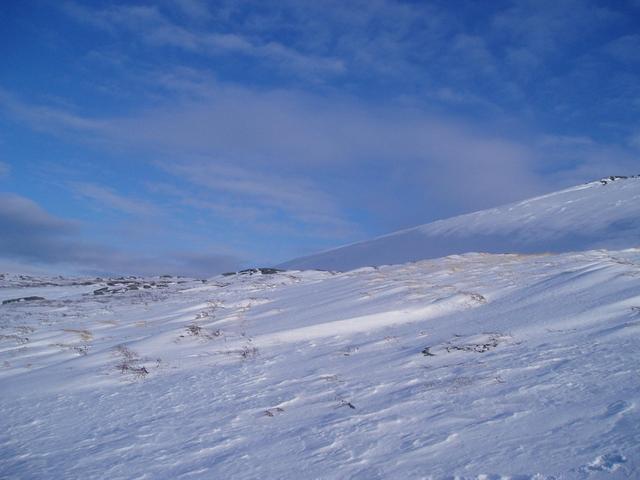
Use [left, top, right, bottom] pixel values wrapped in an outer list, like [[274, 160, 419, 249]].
[[224, 267, 286, 276], [2, 296, 46, 305], [600, 175, 640, 185]]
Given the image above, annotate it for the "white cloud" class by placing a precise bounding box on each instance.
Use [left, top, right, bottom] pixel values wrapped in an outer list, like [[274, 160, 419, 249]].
[[3, 60, 638, 232], [98, 81, 547, 215], [0, 78, 607, 225]]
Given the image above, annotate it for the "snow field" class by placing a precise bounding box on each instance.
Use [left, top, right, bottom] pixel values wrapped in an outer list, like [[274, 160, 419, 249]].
[[1, 250, 639, 478]]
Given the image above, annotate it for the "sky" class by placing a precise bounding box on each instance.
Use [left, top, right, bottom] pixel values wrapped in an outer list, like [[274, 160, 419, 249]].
[[1, 0, 639, 276]]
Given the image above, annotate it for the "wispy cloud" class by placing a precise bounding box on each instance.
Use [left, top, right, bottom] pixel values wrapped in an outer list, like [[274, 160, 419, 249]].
[[0, 161, 9, 178], [145, 181, 262, 223], [0, 88, 106, 135], [602, 34, 640, 63], [71, 182, 158, 216], [62, 1, 345, 76], [162, 162, 339, 219]]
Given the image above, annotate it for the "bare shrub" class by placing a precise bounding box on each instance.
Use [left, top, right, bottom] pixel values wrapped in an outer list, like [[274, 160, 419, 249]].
[[116, 344, 137, 361], [186, 324, 202, 336], [184, 324, 223, 340], [264, 407, 285, 417], [240, 345, 258, 359], [114, 344, 149, 378], [338, 399, 356, 409]]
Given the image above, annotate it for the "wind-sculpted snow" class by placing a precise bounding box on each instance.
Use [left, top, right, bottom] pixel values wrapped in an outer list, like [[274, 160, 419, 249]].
[[282, 177, 640, 271], [1, 250, 640, 478]]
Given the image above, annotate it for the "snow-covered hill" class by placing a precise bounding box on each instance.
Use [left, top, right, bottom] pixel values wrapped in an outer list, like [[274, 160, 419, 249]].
[[281, 176, 640, 271], [2, 249, 640, 478]]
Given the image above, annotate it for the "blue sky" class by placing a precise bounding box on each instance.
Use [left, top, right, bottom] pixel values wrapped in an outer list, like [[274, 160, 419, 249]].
[[1, 0, 639, 276]]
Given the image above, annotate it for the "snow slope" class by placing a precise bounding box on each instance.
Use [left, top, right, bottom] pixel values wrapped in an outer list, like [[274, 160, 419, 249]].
[[2, 249, 640, 478], [281, 176, 640, 271]]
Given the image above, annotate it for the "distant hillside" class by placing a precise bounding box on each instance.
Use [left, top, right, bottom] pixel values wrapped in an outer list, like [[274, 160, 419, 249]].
[[281, 176, 640, 271]]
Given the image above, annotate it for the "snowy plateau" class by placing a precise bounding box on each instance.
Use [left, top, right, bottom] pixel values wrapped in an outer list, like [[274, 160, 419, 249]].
[[1, 178, 640, 479]]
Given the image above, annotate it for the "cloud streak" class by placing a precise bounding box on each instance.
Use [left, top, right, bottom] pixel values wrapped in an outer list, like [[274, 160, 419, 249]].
[[71, 182, 158, 216]]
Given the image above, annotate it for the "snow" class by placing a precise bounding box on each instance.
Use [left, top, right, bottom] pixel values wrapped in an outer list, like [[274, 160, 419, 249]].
[[281, 177, 640, 271], [2, 249, 639, 478]]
